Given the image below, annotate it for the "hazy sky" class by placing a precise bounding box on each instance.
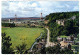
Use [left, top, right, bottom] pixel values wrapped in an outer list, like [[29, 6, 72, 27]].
[[2, 1, 79, 18]]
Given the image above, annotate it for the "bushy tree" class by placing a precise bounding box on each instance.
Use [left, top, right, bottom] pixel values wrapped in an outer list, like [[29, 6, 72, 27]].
[[60, 47, 73, 54], [45, 43, 73, 54], [2, 33, 14, 54], [45, 44, 61, 54], [16, 43, 28, 54], [2, 23, 15, 27], [40, 46, 46, 54]]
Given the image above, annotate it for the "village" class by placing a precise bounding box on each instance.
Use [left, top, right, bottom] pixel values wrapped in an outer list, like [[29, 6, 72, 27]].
[[2, 12, 79, 54]]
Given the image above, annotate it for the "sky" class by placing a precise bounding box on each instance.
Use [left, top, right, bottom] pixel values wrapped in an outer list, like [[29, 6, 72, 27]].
[[2, 1, 79, 18]]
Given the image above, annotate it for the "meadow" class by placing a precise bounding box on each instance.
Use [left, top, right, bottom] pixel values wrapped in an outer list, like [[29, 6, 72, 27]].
[[2, 27, 44, 49], [59, 35, 68, 38]]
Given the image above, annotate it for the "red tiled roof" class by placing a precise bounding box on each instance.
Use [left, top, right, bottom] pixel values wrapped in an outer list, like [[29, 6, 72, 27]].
[[64, 41, 74, 43]]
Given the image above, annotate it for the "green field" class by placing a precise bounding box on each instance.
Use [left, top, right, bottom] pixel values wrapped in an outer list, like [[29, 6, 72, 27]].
[[59, 35, 68, 38], [2, 27, 44, 49]]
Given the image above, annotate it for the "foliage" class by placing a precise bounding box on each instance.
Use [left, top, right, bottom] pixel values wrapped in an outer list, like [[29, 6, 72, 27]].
[[45, 44, 61, 54], [45, 11, 79, 42], [59, 35, 68, 38], [71, 45, 79, 54], [2, 33, 14, 54], [36, 28, 47, 42], [16, 43, 28, 54], [60, 47, 73, 54], [40, 46, 46, 54], [46, 11, 79, 20], [45, 43, 73, 54], [64, 20, 78, 35], [2, 23, 15, 27]]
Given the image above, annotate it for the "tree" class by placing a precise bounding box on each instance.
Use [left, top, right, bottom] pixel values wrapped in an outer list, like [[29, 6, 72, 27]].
[[64, 19, 78, 35], [45, 44, 61, 54], [16, 43, 28, 54], [9, 23, 15, 28], [40, 46, 46, 54], [45, 43, 73, 54], [61, 47, 73, 54], [2, 33, 14, 54]]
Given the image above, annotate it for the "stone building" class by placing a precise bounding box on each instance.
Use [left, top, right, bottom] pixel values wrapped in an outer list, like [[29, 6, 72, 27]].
[[44, 20, 49, 24], [60, 40, 73, 49], [56, 19, 65, 26]]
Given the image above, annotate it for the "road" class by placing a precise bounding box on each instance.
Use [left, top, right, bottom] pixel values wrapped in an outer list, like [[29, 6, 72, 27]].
[[45, 27, 55, 47]]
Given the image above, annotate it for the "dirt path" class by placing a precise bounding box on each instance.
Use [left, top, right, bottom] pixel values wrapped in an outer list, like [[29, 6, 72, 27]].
[[45, 27, 55, 47]]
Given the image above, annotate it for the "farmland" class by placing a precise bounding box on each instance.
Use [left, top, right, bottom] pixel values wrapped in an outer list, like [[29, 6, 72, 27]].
[[2, 27, 44, 49]]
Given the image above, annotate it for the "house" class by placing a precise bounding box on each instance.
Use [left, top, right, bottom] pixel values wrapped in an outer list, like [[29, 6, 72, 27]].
[[60, 40, 72, 49], [64, 41, 74, 45], [44, 20, 49, 24], [57, 35, 74, 42], [56, 16, 76, 26], [60, 41, 68, 48], [57, 37, 63, 42]]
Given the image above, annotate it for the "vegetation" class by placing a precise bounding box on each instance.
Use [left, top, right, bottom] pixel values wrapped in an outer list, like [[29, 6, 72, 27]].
[[45, 11, 79, 42], [2, 23, 15, 27], [2, 33, 14, 54], [15, 43, 28, 54], [46, 11, 79, 20], [36, 28, 47, 42], [45, 44, 73, 54], [31, 28, 47, 54], [59, 35, 68, 38], [2, 11, 79, 54], [2, 27, 44, 49]]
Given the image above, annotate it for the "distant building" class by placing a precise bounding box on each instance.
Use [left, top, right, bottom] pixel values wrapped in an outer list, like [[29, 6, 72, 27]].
[[58, 35, 74, 49], [57, 37, 62, 42], [60, 40, 73, 49], [44, 20, 49, 24], [2, 17, 44, 23], [56, 19, 65, 26], [56, 16, 76, 26]]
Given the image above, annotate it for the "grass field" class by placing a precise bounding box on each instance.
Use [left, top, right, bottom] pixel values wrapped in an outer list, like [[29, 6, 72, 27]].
[[59, 35, 68, 38], [2, 27, 44, 49]]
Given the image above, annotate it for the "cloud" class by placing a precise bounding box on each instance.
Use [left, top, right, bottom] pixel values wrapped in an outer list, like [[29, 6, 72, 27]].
[[73, 6, 79, 11], [31, 3, 37, 7], [2, 1, 79, 18]]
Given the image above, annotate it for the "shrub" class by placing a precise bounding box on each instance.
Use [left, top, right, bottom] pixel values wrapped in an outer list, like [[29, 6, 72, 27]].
[[2, 23, 15, 27]]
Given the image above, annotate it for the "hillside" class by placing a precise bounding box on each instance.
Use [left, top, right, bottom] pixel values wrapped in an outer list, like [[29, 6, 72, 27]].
[[45, 11, 79, 42], [45, 11, 79, 21]]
